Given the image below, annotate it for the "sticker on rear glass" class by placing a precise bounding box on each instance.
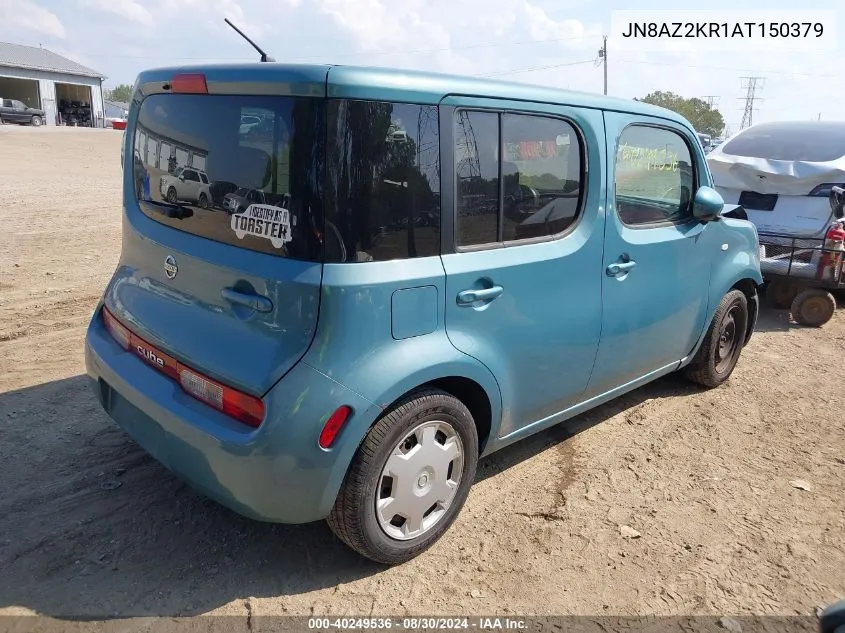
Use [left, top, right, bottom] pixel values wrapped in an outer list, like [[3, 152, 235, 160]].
[[231, 204, 293, 248]]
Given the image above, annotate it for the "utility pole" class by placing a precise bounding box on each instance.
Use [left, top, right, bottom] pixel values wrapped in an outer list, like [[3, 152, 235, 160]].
[[739, 77, 764, 130], [598, 35, 607, 95]]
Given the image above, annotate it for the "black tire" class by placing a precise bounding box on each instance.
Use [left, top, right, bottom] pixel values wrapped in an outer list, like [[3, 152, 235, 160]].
[[791, 289, 835, 327], [166, 187, 178, 204], [326, 389, 479, 565], [684, 289, 749, 388], [30, 115, 42, 127], [766, 279, 798, 309], [198, 193, 209, 209]]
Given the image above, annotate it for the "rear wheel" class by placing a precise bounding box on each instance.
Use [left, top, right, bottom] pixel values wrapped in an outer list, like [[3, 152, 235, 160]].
[[791, 289, 835, 327], [198, 193, 209, 209], [327, 389, 478, 565], [766, 279, 798, 309], [30, 115, 42, 127], [684, 289, 748, 388]]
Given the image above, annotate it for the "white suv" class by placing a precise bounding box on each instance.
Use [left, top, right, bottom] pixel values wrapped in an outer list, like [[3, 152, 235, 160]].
[[159, 167, 212, 208]]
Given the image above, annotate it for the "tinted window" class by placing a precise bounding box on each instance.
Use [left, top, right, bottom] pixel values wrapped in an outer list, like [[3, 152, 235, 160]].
[[721, 122, 845, 162], [455, 111, 584, 246], [2, 100, 11, 108], [501, 114, 582, 241], [615, 125, 695, 226], [133, 94, 325, 261], [455, 111, 500, 246], [325, 100, 441, 263]]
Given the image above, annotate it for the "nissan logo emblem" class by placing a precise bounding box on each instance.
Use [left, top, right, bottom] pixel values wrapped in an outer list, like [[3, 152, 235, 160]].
[[164, 255, 178, 280]]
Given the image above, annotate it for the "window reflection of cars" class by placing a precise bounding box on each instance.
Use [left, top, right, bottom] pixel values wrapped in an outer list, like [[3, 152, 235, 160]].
[[209, 181, 239, 209], [240, 114, 262, 135], [242, 118, 275, 143], [222, 188, 290, 215], [159, 167, 212, 208]]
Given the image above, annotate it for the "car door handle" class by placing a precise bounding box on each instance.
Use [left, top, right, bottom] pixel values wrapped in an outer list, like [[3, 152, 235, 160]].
[[221, 288, 273, 313], [606, 261, 637, 277], [457, 286, 504, 306]]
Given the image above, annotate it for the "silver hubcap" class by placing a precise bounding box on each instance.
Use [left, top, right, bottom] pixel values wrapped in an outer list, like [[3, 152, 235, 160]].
[[376, 420, 464, 541]]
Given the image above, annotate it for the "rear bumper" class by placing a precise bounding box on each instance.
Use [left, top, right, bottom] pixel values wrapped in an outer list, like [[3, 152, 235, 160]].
[[85, 306, 378, 524]]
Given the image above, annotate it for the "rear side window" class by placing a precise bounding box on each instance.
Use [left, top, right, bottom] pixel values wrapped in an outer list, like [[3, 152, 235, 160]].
[[324, 100, 441, 263], [615, 125, 695, 226], [133, 94, 325, 262], [720, 122, 845, 162], [455, 110, 583, 247]]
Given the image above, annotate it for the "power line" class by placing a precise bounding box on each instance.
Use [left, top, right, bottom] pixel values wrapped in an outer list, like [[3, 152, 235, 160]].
[[615, 58, 835, 78], [477, 58, 596, 78], [739, 77, 765, 130], [75, 33, 604, 61]]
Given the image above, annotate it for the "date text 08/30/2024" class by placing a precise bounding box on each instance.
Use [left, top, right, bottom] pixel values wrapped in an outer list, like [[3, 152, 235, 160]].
[[307, 618, 527, 630]]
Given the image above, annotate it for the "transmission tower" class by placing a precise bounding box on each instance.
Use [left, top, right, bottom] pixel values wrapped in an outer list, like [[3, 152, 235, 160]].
[[455, 110, 481, 182], [702, 95, 719, 109], [739, 77, 764, 129], [416, 105, 440, 191]]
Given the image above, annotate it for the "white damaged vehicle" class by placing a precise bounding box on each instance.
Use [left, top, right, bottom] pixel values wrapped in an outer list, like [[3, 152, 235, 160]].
[[708, 121, 845, 238]]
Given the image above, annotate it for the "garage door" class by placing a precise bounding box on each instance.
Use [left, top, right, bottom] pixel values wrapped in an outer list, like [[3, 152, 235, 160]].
[[0, 76, 40, 109]]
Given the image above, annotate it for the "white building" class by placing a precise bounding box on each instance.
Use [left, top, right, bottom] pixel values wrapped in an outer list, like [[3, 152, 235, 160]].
[[0, 41, 105, 127]]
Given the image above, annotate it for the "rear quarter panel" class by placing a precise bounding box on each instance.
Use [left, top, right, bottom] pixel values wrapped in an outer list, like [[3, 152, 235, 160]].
[[687, 217, 762, 361], [301, 258, 503, 456]]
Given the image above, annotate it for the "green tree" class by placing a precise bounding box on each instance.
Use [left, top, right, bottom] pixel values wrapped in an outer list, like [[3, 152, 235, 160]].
[[635, 91, 725, 137], [106, 84, 133, 103]]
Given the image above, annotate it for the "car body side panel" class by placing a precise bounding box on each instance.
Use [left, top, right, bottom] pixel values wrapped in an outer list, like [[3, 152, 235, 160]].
[[300, 259, 504, 458], [679, 216, 763, 364]]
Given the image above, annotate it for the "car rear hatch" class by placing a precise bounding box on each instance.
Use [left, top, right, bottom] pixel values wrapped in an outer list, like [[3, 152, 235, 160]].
[[106, 65, 329, 398], [708, 122, 845, 237]]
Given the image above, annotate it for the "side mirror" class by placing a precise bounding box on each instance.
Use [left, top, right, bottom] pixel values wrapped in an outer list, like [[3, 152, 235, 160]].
[[693, 185, 724, 221], [830, 186, 845, 220]]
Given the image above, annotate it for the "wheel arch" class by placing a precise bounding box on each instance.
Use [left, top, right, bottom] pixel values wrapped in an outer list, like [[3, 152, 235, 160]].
[[731, 277, 760, 346], [685, 271, 762, 364], [379, 375, 495, 455]]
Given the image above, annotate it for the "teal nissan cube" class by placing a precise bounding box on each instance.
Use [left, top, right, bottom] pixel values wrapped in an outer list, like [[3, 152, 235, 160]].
[[85, 63, 763, 564]]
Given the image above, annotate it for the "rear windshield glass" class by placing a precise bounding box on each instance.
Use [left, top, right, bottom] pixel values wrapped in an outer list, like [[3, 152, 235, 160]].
[[132, 94, 325, 261], [721, 122, 845, 162]]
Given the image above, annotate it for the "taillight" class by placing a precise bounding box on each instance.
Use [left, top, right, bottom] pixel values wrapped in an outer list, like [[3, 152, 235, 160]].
[[102, 307, 130, 350], [169, 73, 208, 94], [809, 183, 845, 197], [101, 306, 264, 428], [178, 365, 265, 428], [319, 406, 353, 449]]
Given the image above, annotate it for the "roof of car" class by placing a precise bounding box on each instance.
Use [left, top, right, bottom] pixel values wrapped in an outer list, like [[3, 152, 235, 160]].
[[135, 62, 691, 128], [734, 120, 845, 134]]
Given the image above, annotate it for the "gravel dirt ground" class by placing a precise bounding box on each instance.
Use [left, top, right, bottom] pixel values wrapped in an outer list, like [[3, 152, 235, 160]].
[[0, 126, 843, 627]]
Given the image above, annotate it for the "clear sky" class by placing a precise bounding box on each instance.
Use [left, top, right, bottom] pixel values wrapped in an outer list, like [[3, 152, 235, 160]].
[[1, 0, 841, 135]]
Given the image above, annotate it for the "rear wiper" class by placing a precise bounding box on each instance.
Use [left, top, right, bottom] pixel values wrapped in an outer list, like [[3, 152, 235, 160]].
[[141, 199, 194, 220]]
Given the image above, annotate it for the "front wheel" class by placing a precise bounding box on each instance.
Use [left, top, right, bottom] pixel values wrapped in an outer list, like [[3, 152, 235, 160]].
[[327, 389, 478, 565], [166, 187, 177, 204], [31, 115, 42, 127], [684, 289, 749, 388]]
